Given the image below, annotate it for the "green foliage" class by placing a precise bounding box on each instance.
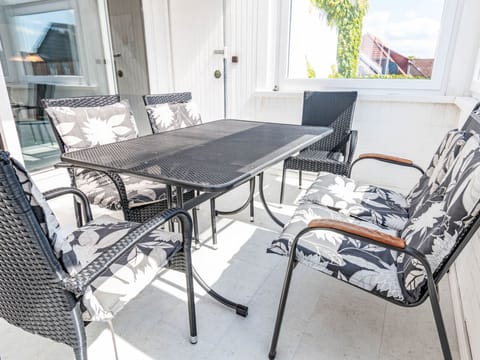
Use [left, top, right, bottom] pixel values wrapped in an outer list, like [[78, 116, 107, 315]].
[[306, 57, 317, 78], [311, 0, 368, 78]]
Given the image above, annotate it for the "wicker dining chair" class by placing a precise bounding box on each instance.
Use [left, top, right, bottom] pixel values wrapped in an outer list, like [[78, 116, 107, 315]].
[[41, 95, 199, 244], [0, 151, 197, 359], [143, 92, 256, 248], [279, 91, 358, 203]]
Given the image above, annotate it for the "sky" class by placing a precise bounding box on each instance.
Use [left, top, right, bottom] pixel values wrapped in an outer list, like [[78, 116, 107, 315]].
[[362, 0, 445, 58]]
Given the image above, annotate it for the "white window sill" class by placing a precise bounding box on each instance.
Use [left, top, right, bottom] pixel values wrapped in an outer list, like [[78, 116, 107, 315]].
[[254, 90, 457, 104]]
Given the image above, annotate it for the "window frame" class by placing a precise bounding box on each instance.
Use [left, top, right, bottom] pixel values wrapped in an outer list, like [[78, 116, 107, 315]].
[[275, 0, 463, 94]]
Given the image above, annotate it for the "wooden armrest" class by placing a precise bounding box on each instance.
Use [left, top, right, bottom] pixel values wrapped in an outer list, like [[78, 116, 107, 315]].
[[308, 219, 406, 249], [358, 153, 413, 165]]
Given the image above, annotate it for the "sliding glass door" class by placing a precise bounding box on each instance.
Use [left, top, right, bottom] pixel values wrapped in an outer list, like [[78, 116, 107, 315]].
[[0, 0, 116, 171]]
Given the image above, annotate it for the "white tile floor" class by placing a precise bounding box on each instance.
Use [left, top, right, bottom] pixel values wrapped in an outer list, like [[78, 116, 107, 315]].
[[0, 168, 460, 359]]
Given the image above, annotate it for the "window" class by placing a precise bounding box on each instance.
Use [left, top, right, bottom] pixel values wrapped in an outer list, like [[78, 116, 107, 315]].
[[278, 0, 461, 90]]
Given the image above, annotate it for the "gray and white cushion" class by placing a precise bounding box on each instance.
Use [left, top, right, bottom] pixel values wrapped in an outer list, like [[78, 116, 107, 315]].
[[399, 134, 480, 302], [406, 129, 471, 216], [146, 100, 202, 133], [75, 170, 168, 210], [45, 100, 138, 152], [268, 203, 404, 301], [11, 155, 180, 322], [300, 172, 409, 231], [64, 215, 182, 321]]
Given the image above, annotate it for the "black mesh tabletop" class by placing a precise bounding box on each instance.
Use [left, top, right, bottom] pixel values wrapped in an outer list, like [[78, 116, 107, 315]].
[[61, 119, 331, 192]]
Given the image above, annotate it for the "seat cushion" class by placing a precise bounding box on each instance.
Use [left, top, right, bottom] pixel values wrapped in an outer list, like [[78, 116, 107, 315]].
[[46, 100, 138, 152], [75, 170, 168, 210], [399, 134, 480, 302], [406, 129, 471, 216], [145, 100, 202, 133], [301, 172, 409, 231], [64, 215, 182, 321], [268, 203, 404, 301]]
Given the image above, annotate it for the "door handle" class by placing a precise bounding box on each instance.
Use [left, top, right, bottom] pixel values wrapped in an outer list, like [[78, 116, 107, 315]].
[[214, 70, 222, 79]]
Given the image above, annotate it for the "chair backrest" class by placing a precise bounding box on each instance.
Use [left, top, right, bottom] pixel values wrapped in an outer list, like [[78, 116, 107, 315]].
[[41, 95, 122, 153], [301, 91, 358, 153], [0, 151, 84, 348], [461, 102, 480, 134], [143, 92, 202, 134], [399, 134, 480, 303]]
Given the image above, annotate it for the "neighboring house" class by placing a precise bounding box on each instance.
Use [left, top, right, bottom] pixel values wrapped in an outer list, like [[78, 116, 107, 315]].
[[28, 22, 79, 76], [358, 33, 433, 78]]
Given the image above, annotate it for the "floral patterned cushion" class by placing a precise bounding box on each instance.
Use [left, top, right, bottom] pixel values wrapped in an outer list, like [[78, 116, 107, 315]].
[[45, 100, 138, 152], [300, 172, 409, 231], [146, 101, 202, 133], [75, 170, 168, 210], [399, 134, 480, 302], [10, 156, 78, 271], [64, 215, 182, 321], [268, 203, 404, 301], [406, 129, 471, 216]]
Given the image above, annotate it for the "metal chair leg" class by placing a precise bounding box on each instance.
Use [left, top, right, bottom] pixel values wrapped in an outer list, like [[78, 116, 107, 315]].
[[249, 178, 255, 222], [298, 170, 302, 189], [428, 279, 452, 360], [268, 255, 298, 359], [192, 208, 200, 249], [72, 305, 88, 360], [279, 162, 287, 204], [183, 237, 198, 344], [107, 320, 119, 360], [210, 198, 218, 249]]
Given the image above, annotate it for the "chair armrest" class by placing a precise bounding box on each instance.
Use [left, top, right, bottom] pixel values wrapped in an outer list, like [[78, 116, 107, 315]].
[[44, 187, 93, 224], [308, 219, 406, 249], [351, 153, 424, 175], [61, 208, 192, 297]]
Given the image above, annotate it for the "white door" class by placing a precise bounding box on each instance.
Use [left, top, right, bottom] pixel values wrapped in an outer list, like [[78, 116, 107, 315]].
[[169, 0, 225, 122]]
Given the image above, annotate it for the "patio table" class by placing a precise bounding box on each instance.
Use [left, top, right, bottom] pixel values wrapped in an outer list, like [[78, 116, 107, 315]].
[[61, 119, 332, 316]]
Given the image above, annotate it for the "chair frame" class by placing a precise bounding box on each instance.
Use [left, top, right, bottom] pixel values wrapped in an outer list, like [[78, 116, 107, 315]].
[[0, 152, 197, 359], [269, 155, 477, 360], [280, 91, 358, 203], [41, 95, 199, 243], [143, 92, 256, 248]]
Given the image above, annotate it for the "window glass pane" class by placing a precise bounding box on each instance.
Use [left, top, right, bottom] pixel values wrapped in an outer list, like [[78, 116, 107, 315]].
[[12, 9, 81, 76], [1, 1, 115, 171], [288, 0, 445, 80]]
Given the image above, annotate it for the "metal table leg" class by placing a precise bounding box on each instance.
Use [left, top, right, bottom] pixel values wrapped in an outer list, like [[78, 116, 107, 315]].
[[175, 186, 248, 317], [258, 172, 285, 228], [215, 178, 255, 219]]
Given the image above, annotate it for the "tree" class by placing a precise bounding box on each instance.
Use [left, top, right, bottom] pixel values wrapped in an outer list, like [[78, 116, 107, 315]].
[[311, 0, 368, 78]]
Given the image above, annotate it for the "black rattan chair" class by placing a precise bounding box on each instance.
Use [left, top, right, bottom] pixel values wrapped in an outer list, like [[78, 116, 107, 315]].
[[0, 151, 196, 359], [279, 91, 358, 203], [143, 92, 256, 248], [41, 95, 200, 245]]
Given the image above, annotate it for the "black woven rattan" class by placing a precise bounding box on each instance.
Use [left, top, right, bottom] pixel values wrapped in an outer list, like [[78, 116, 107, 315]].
[[0, 152, 87, 358], [41, 95, 194, 223], [280, 91, 358, 203], [0, 151, 197, 358]]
